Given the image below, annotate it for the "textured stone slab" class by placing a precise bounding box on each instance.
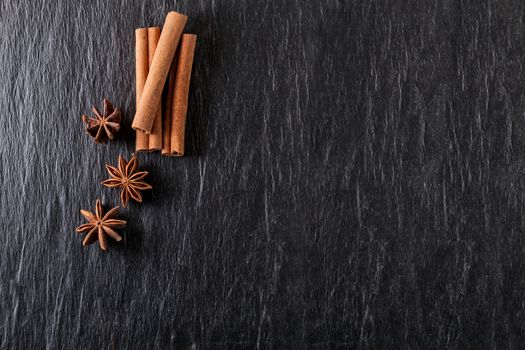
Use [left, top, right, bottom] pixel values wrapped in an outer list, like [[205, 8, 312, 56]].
[[0, 0, 524, 348]]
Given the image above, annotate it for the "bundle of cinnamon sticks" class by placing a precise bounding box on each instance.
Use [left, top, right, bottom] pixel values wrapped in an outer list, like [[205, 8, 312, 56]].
[[133, 11, 196, 157]]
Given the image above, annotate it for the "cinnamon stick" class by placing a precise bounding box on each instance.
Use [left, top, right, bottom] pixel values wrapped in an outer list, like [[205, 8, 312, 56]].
[[132, 11, 188, 134], [161, 59, 178, 154], [147, 27, 162, 150], [135, 28, 150, 152], [167, 34, 197, 157]]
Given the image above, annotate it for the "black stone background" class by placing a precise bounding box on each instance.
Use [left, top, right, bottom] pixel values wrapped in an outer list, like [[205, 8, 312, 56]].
[[1, 0, 525, 349]]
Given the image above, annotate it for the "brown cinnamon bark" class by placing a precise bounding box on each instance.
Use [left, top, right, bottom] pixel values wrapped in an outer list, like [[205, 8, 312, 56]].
[[134, 28, 150, 152], [132, 11, 187, 134], [161, 59, 178, 155], [167, 34, 197, 157], [147, 27, 163, 150]]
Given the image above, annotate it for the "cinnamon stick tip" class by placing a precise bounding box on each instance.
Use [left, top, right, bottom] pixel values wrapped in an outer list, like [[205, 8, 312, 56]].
[[181, 34, 197, 46], [132, 125, 151, 134], [164, 151, 184, 157], [167, 10, 188, 20], [147, 27, 161, 34]]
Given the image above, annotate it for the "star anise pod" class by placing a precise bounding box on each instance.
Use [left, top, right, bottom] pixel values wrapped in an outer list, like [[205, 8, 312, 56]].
[[101, 154, 152, 207], [81, 98, 121, 144], [75, 199, 126, 251]]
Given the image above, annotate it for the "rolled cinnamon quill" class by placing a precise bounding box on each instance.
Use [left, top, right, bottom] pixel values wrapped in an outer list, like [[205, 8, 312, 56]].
[[132, 11, 188, 134], [161, 58, 178, 155], [135, 28, 150, 152], [135, 27, 163, 151], [166, 34, 197, 157], [147, 27, 163, 150]]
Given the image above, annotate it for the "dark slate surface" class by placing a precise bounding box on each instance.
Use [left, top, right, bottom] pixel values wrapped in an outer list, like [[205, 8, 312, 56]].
[[1, 0, 525, 349]]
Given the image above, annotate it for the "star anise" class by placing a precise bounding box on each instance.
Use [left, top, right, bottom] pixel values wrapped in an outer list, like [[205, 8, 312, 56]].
[[81, 98, 121, 143], [75, 199, 126, 251], [101, 154, 152, 207]]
